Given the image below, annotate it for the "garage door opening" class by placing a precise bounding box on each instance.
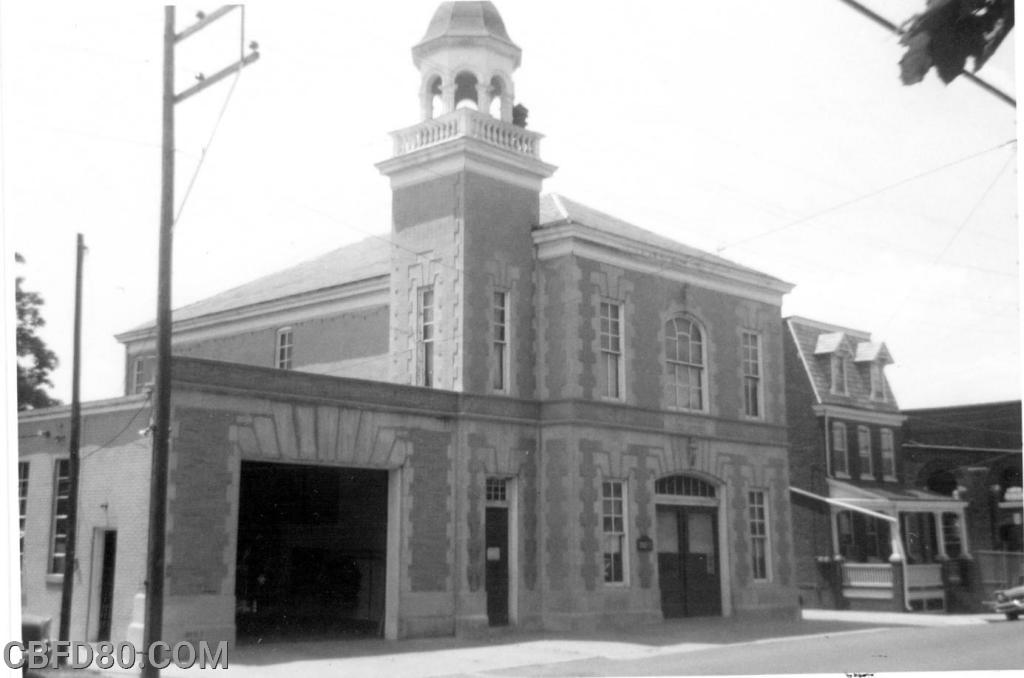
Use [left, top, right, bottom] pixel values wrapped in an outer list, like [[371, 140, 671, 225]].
[[235, 462, 388, 642]]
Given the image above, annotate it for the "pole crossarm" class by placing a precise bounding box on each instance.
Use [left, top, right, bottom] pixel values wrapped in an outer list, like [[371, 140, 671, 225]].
[[174, 5, 238, 44], [174, 51, 260, 104]]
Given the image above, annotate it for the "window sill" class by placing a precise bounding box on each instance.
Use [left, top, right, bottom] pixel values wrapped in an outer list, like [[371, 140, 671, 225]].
[[860, 474, 875, 481], [45, 574, 64, 586], [603, 581, 630, 588], [882, 475, 897, 483], [833, 472, 851, 480]]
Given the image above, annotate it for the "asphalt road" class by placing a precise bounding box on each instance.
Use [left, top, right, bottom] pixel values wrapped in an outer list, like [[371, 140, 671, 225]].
[[485, 620, 1024, 676]]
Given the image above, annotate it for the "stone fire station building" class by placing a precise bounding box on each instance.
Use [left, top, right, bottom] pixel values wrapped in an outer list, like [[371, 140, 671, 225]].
[[18, 1, 800, 646]]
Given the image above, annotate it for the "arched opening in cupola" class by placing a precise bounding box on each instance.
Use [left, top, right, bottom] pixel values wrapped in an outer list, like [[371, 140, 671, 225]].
[[428, 75, 443, 119], [454, 71, 479, 110], [488, 75, 505, 118]]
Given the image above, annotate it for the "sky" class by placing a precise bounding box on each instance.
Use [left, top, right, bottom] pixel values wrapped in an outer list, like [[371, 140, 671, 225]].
[[1, 0, 1019, 410]]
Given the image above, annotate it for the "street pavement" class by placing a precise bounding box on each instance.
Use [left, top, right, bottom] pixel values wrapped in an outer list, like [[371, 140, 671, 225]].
[[28, 609, 1014, 677]]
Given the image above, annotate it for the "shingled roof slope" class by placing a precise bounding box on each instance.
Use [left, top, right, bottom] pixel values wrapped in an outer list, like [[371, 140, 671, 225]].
[[538, 193, 788, 287], [121, 235, 391, 336], [786, 317, 900, 412]]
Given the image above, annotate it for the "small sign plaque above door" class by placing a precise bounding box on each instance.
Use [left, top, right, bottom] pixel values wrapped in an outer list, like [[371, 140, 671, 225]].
[[486, 547, 501, 561]]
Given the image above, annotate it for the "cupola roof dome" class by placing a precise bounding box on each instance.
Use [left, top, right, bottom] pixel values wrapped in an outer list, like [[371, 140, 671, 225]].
[[418, 2, 515, 46]]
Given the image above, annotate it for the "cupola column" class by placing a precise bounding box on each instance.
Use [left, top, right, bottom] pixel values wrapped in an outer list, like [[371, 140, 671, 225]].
[[441, 82, 458, 114], [476, 82, 492, 116]]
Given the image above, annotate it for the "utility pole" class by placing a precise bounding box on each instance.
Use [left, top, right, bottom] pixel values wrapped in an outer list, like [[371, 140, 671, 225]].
[[143, 7, 258, 677], [57, 234, 85, 654]]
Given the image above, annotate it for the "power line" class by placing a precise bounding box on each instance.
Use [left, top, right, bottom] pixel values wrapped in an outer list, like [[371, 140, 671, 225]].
[[836, 0, 1016, 107], [717, 138, 1016, 252]]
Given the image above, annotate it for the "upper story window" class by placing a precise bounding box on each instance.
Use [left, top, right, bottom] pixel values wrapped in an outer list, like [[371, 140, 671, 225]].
[[831, 421, 849, 477], [602, 480, 627, 584], [869, 363, 886, 401], [599, 301, 624, 400], [830, 353, 848, 395], [275, 328, 294, 370], [858, 426, 873, 479], [19, 462, 29, 566], [666, 317, 706, 411], [50, 459, 70, 574], [132, 357, 148, 394], [418, 287, 435, 388], [880, 428, 896, 481], [491, 291, 509, 393], [741, 331, 762, 418]]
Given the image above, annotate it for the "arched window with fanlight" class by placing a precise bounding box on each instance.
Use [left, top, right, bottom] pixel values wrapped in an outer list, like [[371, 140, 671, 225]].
[[665, 317, 707, 411]]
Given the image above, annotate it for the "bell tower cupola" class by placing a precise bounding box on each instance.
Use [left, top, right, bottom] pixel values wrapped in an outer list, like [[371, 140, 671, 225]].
[[413, 1, 521, 121], [377, 2, 554, 396]]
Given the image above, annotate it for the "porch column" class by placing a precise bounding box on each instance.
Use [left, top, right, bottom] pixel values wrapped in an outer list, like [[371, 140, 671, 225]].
[[958, 508, 971, 556], [933, 511, 948, 560]]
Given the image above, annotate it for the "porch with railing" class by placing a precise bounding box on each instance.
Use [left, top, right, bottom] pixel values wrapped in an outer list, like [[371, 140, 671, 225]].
[[841, 562, 893, 599]]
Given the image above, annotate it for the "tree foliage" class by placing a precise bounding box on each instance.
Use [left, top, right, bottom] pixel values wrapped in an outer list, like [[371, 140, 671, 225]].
[[900, 0, 1014, 85], [16, 253, 61, 410]]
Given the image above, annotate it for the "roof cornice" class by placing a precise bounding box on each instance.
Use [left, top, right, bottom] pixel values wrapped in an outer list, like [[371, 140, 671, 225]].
[[116, 275, 389, 346], [812, 404, 906, 426], [533, 223, 793, 305]]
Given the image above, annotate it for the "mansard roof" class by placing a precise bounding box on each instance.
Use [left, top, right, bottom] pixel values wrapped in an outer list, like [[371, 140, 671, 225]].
[[786, 316, 900, 413]]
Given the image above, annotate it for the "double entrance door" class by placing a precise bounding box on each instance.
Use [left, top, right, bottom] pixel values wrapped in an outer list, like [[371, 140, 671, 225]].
[[656, 505, 721, 618]]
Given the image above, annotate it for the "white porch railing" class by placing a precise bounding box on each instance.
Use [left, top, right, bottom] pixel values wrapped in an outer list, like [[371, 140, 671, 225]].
[[842, 562, 894, 588], [842, 562, 893, 599], [390, 108, 543, 158]]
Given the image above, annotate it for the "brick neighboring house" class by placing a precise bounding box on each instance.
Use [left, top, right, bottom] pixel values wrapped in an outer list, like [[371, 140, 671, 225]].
[[902, 401, 1023, 604], [19, 1, 802, 648], [783, 316, 971, 612]]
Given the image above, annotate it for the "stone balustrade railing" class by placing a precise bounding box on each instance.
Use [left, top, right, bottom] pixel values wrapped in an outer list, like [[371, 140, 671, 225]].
[[391, 108, 542, 158]]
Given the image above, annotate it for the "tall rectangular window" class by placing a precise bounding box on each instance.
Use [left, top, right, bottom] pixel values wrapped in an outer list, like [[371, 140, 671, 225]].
[[19, 462, 29, 565], [748, 490, 770, 581], [741, 331, 762, 418], [599, 302, 623, 400], [869, 363, 886, 401], [881, 428, 896, 480], [831, 421, 848, 476], [50, 459, 71, 574], [830, 354, 848, 395], [602, 480, 627, 584], [276, 328, 293, 370], [858, 426, 873, 478], [492, 291, 508, 393], [419, 287, 435, 387], [942, 513, 963, 558], [132, 357, 147, 394]]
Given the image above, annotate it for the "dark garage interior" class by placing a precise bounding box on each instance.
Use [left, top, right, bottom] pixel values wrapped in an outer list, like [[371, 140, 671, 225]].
[[235, 462, 388, 641]]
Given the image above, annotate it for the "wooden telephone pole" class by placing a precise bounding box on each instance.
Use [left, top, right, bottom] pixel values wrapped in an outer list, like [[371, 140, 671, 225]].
[[143, 7, 258, 676], [57, 234, 85, 651]]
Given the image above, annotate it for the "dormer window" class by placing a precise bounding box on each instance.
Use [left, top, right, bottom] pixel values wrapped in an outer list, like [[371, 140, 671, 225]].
[[830, 354, 848, 395], [869, 363, 886, 401]]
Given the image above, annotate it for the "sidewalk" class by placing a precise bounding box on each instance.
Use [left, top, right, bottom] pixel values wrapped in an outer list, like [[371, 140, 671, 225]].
[[33, 609, 1005, 677]]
